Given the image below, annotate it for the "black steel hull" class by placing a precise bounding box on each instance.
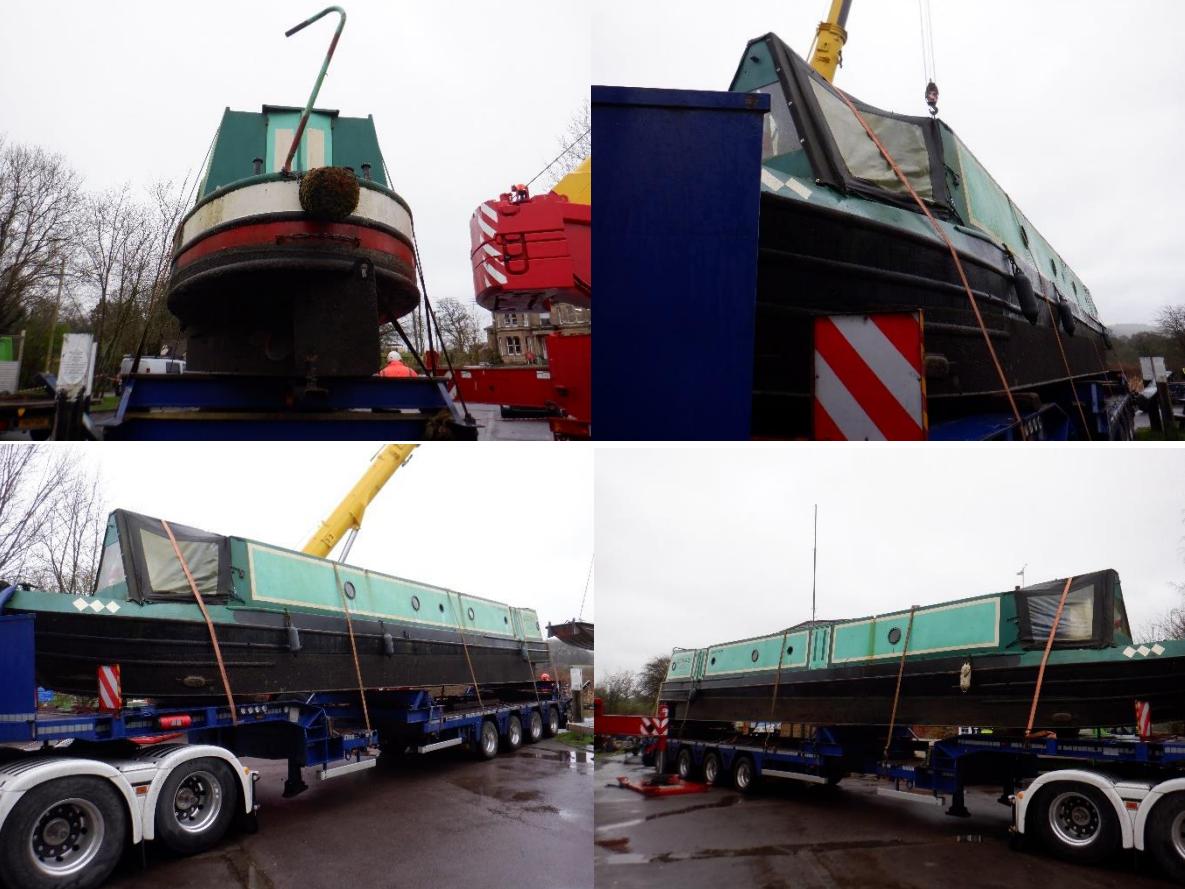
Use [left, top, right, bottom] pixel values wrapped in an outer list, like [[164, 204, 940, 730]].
[[661, 652, 1185, 729], [752, 192, 1113, 437], [27, 608, 547, 700]]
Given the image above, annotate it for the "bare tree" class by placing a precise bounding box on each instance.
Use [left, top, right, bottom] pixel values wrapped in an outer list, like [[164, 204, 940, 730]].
[[636, 655, 672, 706], [31, 468, 105, 595], [1156, 305, 1185, 358], [433, 298, 483, 362], [594, 669, 637, 713], [539, 101, 591, 193], [0, 138, 80, 331], [0, 445, 73, 582]]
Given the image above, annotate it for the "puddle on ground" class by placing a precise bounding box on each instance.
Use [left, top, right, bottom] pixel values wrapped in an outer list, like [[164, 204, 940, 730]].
[[524, 804, 560, 814], [516, 748, 590, 766], [642, 794, 741, 821], [512, 790, 542, 802], [222, 845, 277, 889]]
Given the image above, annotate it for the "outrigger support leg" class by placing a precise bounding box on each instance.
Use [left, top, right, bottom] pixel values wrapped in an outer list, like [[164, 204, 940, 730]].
[[283, 760, 309, 798], [947, 786, 971, 818]]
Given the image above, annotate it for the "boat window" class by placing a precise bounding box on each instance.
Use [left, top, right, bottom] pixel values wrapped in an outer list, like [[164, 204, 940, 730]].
[[809, 80, 934, 200], [138, 528, 222, 600], [94, 541, 126, 593], [1026, 587, 1095, 643], [753, 81, 800, 161]]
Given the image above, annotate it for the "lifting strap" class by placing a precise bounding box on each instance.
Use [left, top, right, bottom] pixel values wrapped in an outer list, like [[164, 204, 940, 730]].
[[883, 606, 917, 758], [333, 569, 372, 736], [453, 599, 484, 709], [764, 629, 791, 751], [160, 520, 238, 724], [1044, 297, 1093, 439], [1025, 576, 1075, 737], [833, 88, 1026, 438]]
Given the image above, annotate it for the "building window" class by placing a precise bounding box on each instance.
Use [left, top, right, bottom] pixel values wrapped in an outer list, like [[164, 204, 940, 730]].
[[503, 312, 518, 327], [505, 336, 522, 355], [539, 312, 551, 326]]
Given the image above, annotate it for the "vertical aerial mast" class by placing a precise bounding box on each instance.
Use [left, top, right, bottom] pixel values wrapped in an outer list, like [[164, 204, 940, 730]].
[[809, 0, 852, 82]]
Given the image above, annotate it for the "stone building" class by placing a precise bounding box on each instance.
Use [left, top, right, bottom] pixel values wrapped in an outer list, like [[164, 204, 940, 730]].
[[487, 304, 591, 364]]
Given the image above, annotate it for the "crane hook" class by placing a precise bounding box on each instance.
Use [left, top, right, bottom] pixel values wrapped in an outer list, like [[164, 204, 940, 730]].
[[925, 80, 939, 117]]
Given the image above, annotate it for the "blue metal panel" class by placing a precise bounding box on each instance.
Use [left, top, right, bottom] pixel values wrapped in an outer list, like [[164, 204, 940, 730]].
[[0, 614, 36, 742], [593, 86, 769, 440]]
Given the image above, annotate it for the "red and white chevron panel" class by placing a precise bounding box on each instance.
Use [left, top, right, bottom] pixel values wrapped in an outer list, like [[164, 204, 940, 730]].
[[813, 312, 927, 441], [1135, 700, 1151, 739], [98, 664, 122, 712]]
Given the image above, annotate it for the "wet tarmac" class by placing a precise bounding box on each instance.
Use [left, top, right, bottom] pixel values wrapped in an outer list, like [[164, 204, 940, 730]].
[[595, 754, 1174, 889], [470, 403, 553, 441], [106, 737, 592, 889]]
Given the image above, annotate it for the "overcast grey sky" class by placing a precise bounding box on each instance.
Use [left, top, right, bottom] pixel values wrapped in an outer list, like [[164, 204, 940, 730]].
[[592, 0, 1185, 325], [595, 446, 1185, 675], [66, 442, 593, 630], [0, 0, 588, 326]]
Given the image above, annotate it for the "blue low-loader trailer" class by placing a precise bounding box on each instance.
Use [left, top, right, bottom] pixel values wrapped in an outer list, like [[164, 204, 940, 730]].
[[0, 597, 569, 889], [654, 723, 1185, 879]]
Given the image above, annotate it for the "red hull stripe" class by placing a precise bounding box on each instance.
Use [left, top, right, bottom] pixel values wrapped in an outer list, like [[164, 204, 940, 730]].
[[814, 315, 925, 441], [175, 220, 416, 270]]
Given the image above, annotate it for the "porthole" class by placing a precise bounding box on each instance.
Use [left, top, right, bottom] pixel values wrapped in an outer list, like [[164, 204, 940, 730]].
[[438, 603, 445, 613], [786, 646, 794, 656], [343, 581, 356, 600], [411, 595, 421, 611], [504, 616, 509, 624], [887, 627, 902, 645], [1019, 225, 1029, 248], [467, 607, 475, 621], [1049, 257, 1058, 277], [751, 649, 760, 662], [710, 656, 717, 666]]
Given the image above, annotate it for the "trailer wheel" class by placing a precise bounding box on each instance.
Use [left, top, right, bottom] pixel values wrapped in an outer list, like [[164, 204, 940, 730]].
[[702, 751, 722, 786], [1146, 792, 1185, 882], [154, 758, 236, 855], [503, 715, 524, 751], [1032, 782, 1119, 864], [526, 711, 544, 743], [732, 756, 757, 794], [542, 706, 560, 738], [0, 775, 126, 889], [676, 748, 695, 780], [477, 720, 499, 760]]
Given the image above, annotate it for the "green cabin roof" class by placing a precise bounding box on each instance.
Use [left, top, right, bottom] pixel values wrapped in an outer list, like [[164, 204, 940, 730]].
[[197, 105, 389, 200]]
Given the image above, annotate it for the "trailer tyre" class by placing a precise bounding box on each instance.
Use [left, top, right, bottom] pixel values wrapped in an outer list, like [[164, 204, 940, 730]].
[[477, 720, 499, 760], [0, 775, 126, 889], [526, 711, 544, 743], [154, 757, 237, 855], [503, 715, 524, 751], [703, 751, 723, 786], [676, 748, 695, 780], [732, 756, 757, 794], [1146, 792, 1185, 882], [1032, 782, 1119, 865], [542, 706, 560, 738]]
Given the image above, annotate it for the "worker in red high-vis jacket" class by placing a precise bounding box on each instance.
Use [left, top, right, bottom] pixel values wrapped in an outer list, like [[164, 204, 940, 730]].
[[378, 350, 417, 378]]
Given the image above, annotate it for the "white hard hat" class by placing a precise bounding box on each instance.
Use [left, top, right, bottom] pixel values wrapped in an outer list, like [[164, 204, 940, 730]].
[[387, 350, 399, 362]]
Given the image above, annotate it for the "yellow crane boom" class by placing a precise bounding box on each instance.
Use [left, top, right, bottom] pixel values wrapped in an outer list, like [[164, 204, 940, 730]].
[[302, 443, 418, 560], [810, 0, 852, 82]]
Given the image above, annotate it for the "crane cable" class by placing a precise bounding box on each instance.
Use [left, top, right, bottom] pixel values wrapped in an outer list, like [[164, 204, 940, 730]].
[[832, 86, 1026, 437], [918, 0, 939, 116]]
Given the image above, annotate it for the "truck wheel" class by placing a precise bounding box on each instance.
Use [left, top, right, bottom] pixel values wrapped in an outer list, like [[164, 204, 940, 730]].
[[703, 751, 722, 786], [676, 748, 695, 780], [732, 756, 757, 794], [0, 775, 126, 889], [1146, 792, 1185, 882], [526, 711, 544, 743], [154, 758, 236, 855], [503, 715, 524, 751], [1032, 782, 1119, 864], [542, 706, 560, 738], [477, 720, 499, 760]]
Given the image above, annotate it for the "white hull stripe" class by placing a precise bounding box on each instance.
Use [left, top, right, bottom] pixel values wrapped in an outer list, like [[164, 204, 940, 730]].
[[476, 215, 497, 239], [482, 243, 501, 259], [180, 179, 414, 251], [483, 261, 508, 285], [479, 203, 498, 223]]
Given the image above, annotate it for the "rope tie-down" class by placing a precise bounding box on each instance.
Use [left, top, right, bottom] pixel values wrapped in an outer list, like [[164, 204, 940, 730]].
[[161, 520, 238, 724], [333, 570, 372, 736], [1025, 576, 1076, 738], [883, 606, 917, 758], [832, 87, 1027, 438]]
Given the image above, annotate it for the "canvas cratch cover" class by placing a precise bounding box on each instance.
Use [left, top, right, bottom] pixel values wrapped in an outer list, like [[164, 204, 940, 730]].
[[94, 509, 231, 604], [1014, 569, 1125, 649]]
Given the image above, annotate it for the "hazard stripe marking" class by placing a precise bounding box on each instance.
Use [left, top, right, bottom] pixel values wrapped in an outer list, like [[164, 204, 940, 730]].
[[830, 316, 923, 421], [815, 354, 883, 440]]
